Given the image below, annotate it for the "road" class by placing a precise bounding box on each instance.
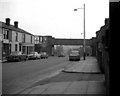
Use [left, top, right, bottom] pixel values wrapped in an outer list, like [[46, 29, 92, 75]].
[[2, 56, 77, 94]]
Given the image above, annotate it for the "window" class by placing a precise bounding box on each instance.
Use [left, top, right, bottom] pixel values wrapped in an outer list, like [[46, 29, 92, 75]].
[[31, 36, 32, 43], [22, 34, 25, 43], [35, 36, 39, 41], [19, 44, 21, 51], [39, 36, 42, 43], [6, 30, 9, 39], [22, 46, 26, 54], [15, 44, 18, 51], [15, 32, 18, 41], [3, 29, 9, 39], [43, 37, 47, 43]]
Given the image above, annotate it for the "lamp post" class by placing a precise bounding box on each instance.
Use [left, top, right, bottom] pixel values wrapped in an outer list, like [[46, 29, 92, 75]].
[[74, 4, 86, 60]]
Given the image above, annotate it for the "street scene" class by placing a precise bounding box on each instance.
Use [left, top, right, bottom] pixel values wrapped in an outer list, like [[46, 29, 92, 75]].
[[3, 56, 105, 94], [3, 56, 69, 94], [0, 0, 110, 95]]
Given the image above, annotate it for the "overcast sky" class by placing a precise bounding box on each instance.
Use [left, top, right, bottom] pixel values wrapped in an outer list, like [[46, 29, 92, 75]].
[[0, 0, 109, 39]]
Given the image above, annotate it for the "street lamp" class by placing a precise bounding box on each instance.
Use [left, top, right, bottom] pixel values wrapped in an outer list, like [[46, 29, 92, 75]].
[[74, 4, 86, 60]]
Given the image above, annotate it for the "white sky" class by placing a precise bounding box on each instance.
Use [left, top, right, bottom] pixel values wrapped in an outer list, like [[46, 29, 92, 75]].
[[0, 0, 109, 39]]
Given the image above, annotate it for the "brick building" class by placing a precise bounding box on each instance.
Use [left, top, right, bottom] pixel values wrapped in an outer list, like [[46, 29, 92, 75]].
[[34, 35, 54, 56], [0, 26, 2, 60], [0, 18, 35, 59], [96, 18, 110, 95]]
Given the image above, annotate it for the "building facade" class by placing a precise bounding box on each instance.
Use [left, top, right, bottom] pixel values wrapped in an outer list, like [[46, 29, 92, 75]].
[[0, 18, 35, 59], [0, 22, 2, 60], [34, 35, 54, 56], [96, 18, 110, 95]]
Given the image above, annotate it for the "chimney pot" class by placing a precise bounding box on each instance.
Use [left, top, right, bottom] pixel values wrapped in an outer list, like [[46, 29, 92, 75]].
[[14, 21, 18, 28], [6, 18, 10, 25]]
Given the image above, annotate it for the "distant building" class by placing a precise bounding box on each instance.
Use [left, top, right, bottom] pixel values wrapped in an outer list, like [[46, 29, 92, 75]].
[[34, 35, 54, 56], [34, 35, 43, 44], [34, 35, 43, 53], [0, 18, 35, 59]]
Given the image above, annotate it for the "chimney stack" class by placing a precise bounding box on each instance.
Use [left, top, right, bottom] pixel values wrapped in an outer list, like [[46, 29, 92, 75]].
[[6, 18, 10, 25], [14, 21, 18, 28]]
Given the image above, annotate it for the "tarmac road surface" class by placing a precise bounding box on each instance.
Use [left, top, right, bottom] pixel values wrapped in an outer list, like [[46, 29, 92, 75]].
[[3, 56, 76, 94]]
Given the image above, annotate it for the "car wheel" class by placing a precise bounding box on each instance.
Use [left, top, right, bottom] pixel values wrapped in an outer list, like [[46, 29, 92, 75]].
[[26, 56, 29, 60], [18, 57, 21, 62], [25, 57, 28, 61]]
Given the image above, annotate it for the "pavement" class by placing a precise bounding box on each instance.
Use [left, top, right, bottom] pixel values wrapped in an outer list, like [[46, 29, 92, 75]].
[[17, 56, 106, 95], [0, 59, 7, 63], [0, 60, 2, 63], [0, 61, 2, 95]]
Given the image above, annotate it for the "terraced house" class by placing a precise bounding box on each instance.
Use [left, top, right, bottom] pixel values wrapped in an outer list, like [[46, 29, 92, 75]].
[[0, 22, 2, 60], [0, 18, 35, 59]]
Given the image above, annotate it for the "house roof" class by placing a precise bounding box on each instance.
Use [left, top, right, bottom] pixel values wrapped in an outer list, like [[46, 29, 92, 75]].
[[0, 21, 34, 36]]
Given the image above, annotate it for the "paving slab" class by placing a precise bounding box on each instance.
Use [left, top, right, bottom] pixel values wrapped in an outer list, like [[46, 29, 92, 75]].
[[63, 81, 89, 94], [20, 83, 52, 94], [87, 81, 106, 94], [24, 80, 106, 94], [41, 82, 72, 94], [63, 57, 101, 73]]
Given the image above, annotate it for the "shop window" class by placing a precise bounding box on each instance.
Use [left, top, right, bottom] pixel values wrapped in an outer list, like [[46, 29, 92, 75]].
[[22, 46, 26, 54]]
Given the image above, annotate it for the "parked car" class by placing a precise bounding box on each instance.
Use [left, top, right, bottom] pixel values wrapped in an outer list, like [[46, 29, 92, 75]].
[[6, 51, 27, 62], [28, 52, 41, 60], [69, 50, 80, 61], [40, 52, 48, 59]]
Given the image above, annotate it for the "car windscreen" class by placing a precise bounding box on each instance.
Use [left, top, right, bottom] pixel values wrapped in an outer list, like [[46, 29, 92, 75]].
[[70, 51, 79, 55], [41, 52, 46, 55]]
